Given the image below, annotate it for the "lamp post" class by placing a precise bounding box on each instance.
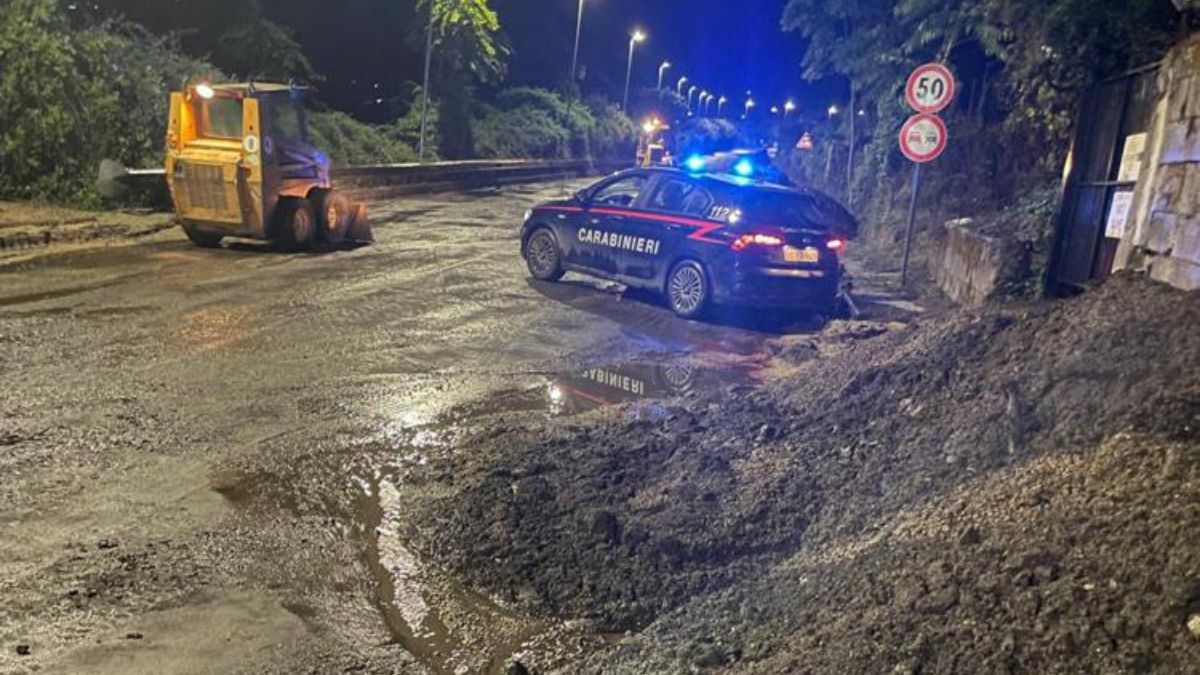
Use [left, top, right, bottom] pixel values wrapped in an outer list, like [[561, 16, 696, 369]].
[[744, 97, 756, 118], [687, 85, 698, 114], [717, 96, 727, 117], [622, 29, 646, 112], [827, 104, 840, 118], [676, 76, 688, 97], [784, 100, 796, 119], [570, 0, 586, 88], [699, 91, 708, 116], [418, 0, 435, 160], [657, 61, 671, 90]]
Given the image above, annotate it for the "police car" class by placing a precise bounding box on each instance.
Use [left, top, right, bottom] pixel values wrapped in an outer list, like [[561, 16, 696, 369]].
[[520, 162, 858, 318]]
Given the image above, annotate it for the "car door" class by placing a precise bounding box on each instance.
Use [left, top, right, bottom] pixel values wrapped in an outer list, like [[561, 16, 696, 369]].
[[623, 175, 717, 282], [573, 173, 651, 277]]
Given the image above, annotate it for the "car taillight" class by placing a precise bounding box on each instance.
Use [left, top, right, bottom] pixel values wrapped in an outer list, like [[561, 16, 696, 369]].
[[732, 233, 785, 252], [826, 238, 846, 251]]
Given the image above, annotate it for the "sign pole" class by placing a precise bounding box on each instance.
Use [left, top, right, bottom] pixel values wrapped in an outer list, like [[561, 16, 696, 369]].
[[901, 163, 922, 287]]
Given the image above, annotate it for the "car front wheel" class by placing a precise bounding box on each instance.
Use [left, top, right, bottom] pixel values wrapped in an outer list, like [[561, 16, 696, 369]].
[[525, 228, 565, 282]]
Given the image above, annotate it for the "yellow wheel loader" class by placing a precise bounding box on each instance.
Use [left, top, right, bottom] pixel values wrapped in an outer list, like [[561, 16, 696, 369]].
[[164, 82, 371, 250]]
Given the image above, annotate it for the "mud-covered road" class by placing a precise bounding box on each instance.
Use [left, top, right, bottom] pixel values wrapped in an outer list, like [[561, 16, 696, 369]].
[[0, 181, 922, 674], [4, 182, 1197, 675]]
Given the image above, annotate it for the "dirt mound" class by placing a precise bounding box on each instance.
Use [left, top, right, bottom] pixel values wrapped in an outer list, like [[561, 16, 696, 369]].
[[402, 273, 1199, 672]]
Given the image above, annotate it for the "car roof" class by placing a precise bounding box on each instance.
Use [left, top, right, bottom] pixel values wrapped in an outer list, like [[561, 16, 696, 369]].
[[620, 167, 813, 197]]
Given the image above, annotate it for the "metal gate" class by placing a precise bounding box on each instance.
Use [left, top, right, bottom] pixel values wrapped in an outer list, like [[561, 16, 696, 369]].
[[1047, 64, 1160, 296]]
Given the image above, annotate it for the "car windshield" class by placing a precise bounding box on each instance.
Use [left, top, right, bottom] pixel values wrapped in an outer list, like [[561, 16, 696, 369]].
[[198, 96, 243, 139], [744, 189, 859, 237]]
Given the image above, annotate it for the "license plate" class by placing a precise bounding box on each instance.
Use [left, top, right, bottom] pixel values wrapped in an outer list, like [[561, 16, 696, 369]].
[[783, 246, 820, 263]]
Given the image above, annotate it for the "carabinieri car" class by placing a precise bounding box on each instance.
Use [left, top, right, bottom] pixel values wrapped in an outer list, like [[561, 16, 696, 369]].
[[520, 166, 859, 319]]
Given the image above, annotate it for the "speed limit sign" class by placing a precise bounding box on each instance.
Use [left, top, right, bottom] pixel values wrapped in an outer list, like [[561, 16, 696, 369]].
[[906, 63, 956, 114], [899, 113, 948, 163]]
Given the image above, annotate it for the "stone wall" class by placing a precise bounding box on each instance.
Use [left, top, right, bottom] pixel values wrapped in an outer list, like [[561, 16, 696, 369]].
[[1116, 33, 1200, 290], [933, 223, 1032, 306]]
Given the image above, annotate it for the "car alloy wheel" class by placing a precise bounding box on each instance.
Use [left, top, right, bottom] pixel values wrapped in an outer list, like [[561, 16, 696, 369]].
[[667, 261, 708, 318], [526, 230, 563, 281]]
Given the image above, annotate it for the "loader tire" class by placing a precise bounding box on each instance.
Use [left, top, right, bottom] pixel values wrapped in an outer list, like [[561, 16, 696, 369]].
[[315, 189, 353, 245], [182, 224, 222, 249], [275, 197, 316, 251]]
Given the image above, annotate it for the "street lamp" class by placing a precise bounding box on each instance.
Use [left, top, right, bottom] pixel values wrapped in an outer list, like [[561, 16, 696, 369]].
[[657, 61, 671, 90], [699, 90, 708, 116], [570, 0, 586, 88], [676, 76, 688, 97], [687, 85, 698, 113], [744, 97, 756, 117], [827, 104, 840, 117], [622, 29, 647, 112], [784, 100, 796, 118], [717, 95, 728, 117]]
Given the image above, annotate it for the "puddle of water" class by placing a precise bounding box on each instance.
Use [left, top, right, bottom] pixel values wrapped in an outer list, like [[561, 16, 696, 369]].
[[546, 359, 755, 418], [355, 358, 757, 673], [356, 470, 550, 675], [216, 355, 758, 673]]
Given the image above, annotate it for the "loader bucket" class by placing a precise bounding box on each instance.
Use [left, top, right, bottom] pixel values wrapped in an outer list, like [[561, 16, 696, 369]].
[[346, 203, 374, 244]]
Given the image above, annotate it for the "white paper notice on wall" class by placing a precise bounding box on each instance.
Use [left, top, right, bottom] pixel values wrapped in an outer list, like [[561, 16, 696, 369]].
[[1106, 190, 1135, 239], [1117, 133, 1148, 183]]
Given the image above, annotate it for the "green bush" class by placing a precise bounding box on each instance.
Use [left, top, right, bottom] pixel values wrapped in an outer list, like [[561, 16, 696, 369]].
[[473, 87, 634, 161], [0, 0, 217, 204], [308, 110, 423, 166]]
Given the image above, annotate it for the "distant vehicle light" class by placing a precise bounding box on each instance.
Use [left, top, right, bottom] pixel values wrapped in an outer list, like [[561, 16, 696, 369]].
[[732, 233, 784, 252], [685, 155, 706, 172], [734, 159, 755, 177], [195, 84, 215, 100], [826, 238, 846, 251]]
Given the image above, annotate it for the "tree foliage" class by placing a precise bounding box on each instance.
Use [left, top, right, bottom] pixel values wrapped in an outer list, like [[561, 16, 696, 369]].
[[780, 0, 1180, 232], [0, 0, 218, 203], [473, 88, 634, 160]]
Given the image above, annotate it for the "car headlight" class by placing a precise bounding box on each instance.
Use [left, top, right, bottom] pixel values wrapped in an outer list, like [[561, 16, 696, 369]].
[[523, 209, 532, 222]]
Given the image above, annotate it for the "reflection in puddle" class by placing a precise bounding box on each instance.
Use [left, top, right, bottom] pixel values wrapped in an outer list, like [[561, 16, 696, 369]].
[[357, 469, 550, 675], [546, 360, 756, 419]]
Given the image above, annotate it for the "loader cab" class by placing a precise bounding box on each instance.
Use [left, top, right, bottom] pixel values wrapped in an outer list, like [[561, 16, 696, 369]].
[[166, 82, 332, 246]]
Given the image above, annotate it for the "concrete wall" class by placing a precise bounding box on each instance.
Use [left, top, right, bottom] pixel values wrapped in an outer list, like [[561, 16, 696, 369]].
[[1116, 33, 1200, 290], [933, 223, 1031, 306]]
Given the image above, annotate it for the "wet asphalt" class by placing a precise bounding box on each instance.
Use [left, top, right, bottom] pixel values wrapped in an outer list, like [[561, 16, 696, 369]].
[[1, 180, 870, 674]]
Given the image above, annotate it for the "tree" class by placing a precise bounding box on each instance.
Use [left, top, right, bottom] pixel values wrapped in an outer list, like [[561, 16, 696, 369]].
[[781, 0, 1180, 225]]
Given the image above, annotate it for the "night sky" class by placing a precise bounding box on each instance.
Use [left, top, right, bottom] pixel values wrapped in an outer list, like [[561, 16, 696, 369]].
[[98, 0, 841, 117]]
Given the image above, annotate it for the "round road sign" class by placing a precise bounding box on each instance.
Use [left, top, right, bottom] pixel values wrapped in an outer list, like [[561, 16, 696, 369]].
[[899, 114, 948, 163], [905, 63, 956, 114]]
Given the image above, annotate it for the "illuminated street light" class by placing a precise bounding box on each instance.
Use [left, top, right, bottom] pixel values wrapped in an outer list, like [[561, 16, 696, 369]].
[[699, 90, 708, 116], [676, 76, 688, 97], [770, 106, 780, 115], [828, 104, 841, 117], [705, 93, 716, 116], [657, 61, 672, 90], [745, 97, 756, 117], [784, 100, 796, 118], [570, 0, 586, 87], [717, 95, 728, 117], [687, 85, 698, 113], [622, 29, 647, 112]]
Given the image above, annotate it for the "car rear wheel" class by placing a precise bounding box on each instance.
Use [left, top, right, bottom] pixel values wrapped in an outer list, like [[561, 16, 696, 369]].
[[275, 198, 316, 251], [315, 190, 352, 245], [525, 228, 565, 281], [182, 224, 222, 249], [666, 260, 709, 319]]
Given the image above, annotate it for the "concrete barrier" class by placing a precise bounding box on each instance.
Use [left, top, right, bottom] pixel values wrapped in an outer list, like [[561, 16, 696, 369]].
[[933, 222, 1032, 306]]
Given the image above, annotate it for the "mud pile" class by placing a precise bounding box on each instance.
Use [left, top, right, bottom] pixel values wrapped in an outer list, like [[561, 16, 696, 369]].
[[403, 273, 1199, 673]]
